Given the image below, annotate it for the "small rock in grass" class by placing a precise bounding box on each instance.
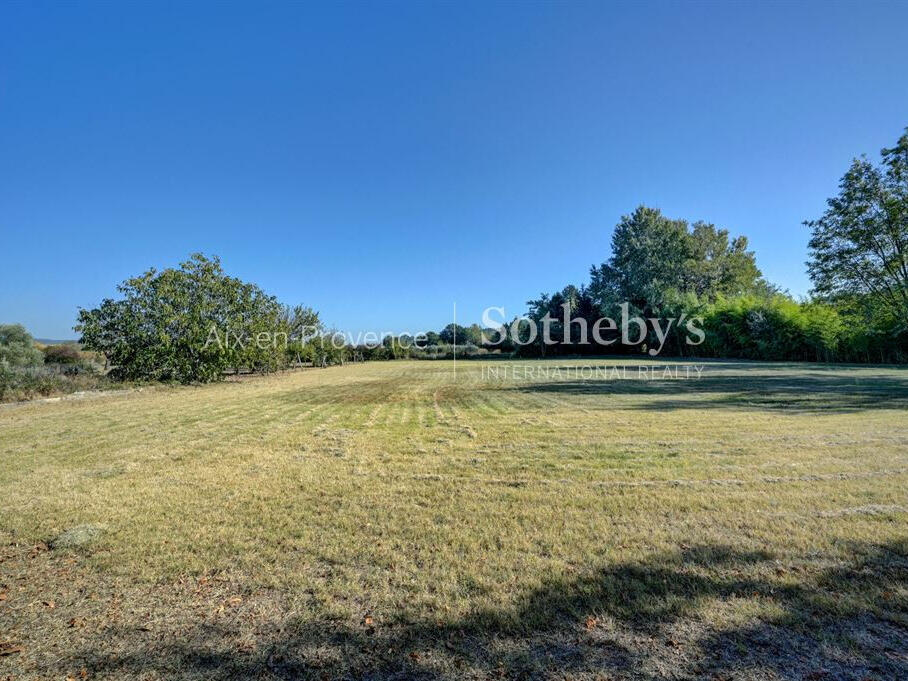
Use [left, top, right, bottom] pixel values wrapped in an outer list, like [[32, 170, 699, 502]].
[[49, 524, 104, 549]]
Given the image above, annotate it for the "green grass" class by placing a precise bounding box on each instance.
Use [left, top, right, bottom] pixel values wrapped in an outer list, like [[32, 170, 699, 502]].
[[1, 358, 907, 679]]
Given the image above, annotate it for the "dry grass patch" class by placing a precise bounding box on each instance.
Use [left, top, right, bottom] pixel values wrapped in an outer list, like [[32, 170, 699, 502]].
[[1, 359, 907, 679]]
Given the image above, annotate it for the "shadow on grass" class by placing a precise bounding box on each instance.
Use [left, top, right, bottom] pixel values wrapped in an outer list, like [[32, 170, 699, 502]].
[[75, 539, 908, 680], [513, 367, 908, 413]]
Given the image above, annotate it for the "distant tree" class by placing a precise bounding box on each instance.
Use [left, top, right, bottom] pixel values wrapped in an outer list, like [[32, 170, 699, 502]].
[[519, 206, 767, 357], [439, 323, 480, 346], [806, 128, 908, 324], [438, 324, 456, 345], [589, 206, 691, 312], [686, 221, 762, 298], [480, 326, 508, 348], [0, 324, 44, 368], [303, 330, 349, 367], [382, 334, 412, 359], [522, 285, 608, 356], [588, 206, 763, 315], [282, 304, 321, 365]]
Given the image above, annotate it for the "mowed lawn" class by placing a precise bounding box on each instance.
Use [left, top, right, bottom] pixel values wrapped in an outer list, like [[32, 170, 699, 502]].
[[1, 359, 907, 680]]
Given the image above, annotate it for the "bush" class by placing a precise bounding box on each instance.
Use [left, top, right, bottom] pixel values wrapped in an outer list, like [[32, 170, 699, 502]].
[[0, 324, 44, 368], [414, 343, 484, 360], [700, 296, 844, 362], [0, 361, 112, 402], [42, 343, 83, 364]]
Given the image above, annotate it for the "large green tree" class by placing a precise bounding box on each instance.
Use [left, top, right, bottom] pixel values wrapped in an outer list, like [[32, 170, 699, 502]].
[[588, 206, 690, 312], [76, 254, 299, 382], [806, 129, 908, 324], [588, 205, 763, 314]]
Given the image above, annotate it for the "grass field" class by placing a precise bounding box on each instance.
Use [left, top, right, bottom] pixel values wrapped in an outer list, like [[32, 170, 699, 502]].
[[2, 358, 907, 680]]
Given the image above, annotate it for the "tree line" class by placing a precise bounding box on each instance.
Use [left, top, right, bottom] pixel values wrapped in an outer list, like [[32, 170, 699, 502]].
[[383, 128, 907, 364], [7, 126, 902, 387], [493, 128, 908, 363]]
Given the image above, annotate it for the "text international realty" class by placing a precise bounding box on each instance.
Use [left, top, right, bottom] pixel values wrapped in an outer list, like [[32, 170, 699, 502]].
[[481, 365, 706, 381]]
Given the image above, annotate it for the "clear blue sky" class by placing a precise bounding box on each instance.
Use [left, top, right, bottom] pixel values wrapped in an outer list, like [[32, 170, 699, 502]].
[[2, 1, 907, 339]]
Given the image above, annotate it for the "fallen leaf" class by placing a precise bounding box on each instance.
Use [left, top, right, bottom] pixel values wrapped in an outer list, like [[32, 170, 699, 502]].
[[584, 616, 597, 630], [227, 595, 242, 606], [363, 616, 374, 626], [43, 600, 55, 609]]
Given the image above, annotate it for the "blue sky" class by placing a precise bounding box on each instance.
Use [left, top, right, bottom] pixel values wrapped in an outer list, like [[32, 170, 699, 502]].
[[2, 0, 907, 339]]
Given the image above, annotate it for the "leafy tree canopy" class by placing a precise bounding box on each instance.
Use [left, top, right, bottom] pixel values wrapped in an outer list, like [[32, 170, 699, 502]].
[[806, 129, 908, 329], [76, 253, 314, 382], [589, 206, 763, 314]]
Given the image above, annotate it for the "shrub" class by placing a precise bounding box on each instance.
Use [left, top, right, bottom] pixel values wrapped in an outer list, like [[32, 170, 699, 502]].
[[0, 324, 44, 368], [0, 362, 112, 402], [42, 343, 83, 364], [700, 296, 844, 362]]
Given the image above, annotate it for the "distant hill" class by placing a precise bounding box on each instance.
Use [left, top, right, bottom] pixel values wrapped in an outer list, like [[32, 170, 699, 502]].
[[36, 338, 79, 345]]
